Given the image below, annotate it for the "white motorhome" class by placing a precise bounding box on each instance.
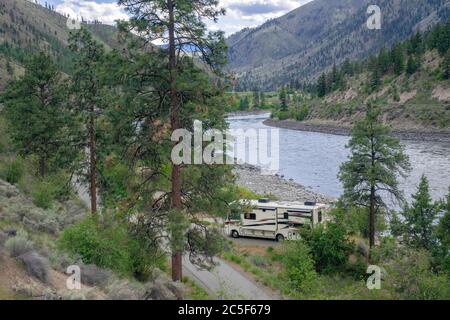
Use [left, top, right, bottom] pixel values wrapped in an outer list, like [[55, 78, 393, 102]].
[[226, 199, 330, 241]]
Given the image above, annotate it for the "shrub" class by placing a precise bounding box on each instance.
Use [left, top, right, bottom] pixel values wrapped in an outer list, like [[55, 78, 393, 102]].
[[274, 110, 291, 121], [58, 216, 163, 280], [31, 179, 57, 209], [371, 237, 398, 264], [278, 241, 317, 295], [100, 160, 130, 207], [79, 264, 112, 287], [48, 251, 81, 273], [4, 233, 33, 258], [249, 254, 268, 267], [301, 222, 353, 274], [294, 105, 309, 121], [0, 157, 25, 185], [385, 249, 450, 300], [345, 256, 368, 280], [18, 251, 50, 283]]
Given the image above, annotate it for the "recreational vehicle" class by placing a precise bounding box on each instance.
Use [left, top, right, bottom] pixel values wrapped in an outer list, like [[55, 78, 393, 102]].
[[226, 199, 330, 241]]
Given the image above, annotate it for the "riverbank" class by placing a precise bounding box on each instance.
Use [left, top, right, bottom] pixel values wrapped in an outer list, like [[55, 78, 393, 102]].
[[263, 119, 450, 143], [226, 110, 272, 117], [234, 164, 335, 204]]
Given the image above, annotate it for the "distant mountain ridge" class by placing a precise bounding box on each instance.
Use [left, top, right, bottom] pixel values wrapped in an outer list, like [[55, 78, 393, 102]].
[[0, 0, 122, 88], [227, 0, 450, 91]]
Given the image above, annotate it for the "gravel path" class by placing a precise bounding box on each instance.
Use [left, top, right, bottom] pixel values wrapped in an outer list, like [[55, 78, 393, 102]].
[[183, 256, 276, 300]]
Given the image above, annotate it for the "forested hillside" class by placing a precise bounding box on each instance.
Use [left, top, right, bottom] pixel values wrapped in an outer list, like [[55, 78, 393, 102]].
[[0, 0, 121, 88], [256, 23, 450, 133], [228, 0, 450, 91]]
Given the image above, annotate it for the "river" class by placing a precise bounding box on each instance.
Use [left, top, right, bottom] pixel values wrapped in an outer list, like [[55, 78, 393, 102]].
[[227, 113, 450, 204]]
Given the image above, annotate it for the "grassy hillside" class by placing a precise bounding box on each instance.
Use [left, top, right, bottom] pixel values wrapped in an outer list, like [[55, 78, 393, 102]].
[[228, 0, 450, 91], [0, 0, 122, 89]]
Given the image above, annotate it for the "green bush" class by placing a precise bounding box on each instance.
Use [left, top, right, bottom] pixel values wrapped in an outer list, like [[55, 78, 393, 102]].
[[385, 249, 450, 300], [345, 256, 368, 281], [371, 237, 398, 264], [0, 156, 25, 185], [278, 241, 317, 295], [301, 222, 353, 274], [32, 181, 55, 209], [275, 111, 291, 121], [294, 105, 309, 121], [31, 174, 71, 209], [58, 215, 164, 280], [249, 254, 268, 267], [100, 159, 131, 207], [0, 117, 11, 154]]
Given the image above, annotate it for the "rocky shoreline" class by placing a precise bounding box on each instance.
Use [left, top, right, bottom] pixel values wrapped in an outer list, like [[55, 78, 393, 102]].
[[234, 164, 335, 204], [226, 110, 272, 117], [263, 119, 450, 143]]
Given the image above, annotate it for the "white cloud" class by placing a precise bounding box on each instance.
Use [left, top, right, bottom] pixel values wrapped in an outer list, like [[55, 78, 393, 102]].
[[55, 0, 314, 35], [56, 0, 128, 25], [210, 0, 314, 35]]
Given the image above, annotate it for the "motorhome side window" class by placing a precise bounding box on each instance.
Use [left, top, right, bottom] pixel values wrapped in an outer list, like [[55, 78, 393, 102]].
[[244, 213, 256, 220]]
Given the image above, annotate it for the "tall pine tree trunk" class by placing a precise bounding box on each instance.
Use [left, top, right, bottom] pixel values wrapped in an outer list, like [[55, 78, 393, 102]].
[[369, 136, 376, 259], [168, 0, 183, 282], [369, 186, 376, 251], [89, 111, 97, 215]]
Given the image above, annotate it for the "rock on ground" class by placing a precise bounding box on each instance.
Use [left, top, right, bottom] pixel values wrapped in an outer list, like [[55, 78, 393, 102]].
[[234, 164, 335, 204]]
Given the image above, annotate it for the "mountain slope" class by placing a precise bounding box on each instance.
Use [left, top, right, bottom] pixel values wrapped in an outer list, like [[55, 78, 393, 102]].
[[227, 0, 450, 91], [266, 42, 450, 136], [0, 0, 122, 88]]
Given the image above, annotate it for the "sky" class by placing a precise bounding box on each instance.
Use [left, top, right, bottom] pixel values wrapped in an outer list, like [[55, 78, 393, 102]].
[[41, 0, 314, 36]]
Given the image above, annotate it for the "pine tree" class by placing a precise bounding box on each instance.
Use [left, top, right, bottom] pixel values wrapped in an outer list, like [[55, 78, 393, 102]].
[[406, 56, 418, 75], [260, 92, 266, 109], [119, 0, 227, 282], [342, 58, 353, 76], [370, 63, 381, 91], [339, 103, 411, 254], [69, 29, 106, 215], [393, 176, 439, 251], [392, 44, 405, 75], [317, 73, 327, 97], [279, 85, 288, 111], [438, 187, 450, 249], [331, 63, 339, 90], [1, 52, 75, 176], [408, 32, 424, 56], [377, 48, 390, 74], [239, 96, 249, 111], [443, 52, 450, 80], [436, 22, 450, 56], [253, 91, 260, 109]]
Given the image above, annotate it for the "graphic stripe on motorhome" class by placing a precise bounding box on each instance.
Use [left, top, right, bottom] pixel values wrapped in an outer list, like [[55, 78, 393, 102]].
[[243, 223, 276, 227]]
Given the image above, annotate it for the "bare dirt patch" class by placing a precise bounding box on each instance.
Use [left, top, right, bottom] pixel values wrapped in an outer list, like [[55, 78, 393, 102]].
[[432, 85, 450, 102], [399, 90, 417, 104]]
